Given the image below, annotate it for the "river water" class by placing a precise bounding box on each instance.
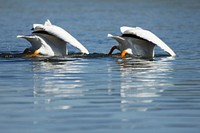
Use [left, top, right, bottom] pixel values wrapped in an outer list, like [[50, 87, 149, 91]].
[[0, 0, 200, 133]]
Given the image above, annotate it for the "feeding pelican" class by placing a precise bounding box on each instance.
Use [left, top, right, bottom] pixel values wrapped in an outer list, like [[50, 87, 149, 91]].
[[17, 19, 89, 56], [108, 26, 176, 59]]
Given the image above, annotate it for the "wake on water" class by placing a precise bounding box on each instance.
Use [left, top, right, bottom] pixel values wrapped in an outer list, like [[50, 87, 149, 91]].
[[0, 51, 172, 62]]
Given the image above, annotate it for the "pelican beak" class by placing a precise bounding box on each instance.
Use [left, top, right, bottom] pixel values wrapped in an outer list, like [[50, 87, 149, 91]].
[[33, 50, 40, 56], [120, 50, 127, 58], [23, 49, 40, 57]]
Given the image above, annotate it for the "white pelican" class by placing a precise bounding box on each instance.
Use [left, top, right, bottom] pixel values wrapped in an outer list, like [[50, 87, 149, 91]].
[[17, 19, 89, 56], [108, 26, 176, 59]]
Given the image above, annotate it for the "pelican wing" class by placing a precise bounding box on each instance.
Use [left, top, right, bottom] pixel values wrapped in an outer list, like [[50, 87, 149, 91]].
[[108, 34, 125, 40], [17, 35, 42, 50], [17, 35, 56, 56], [33, 33, 67, 56], [32, 19, 52, 30], [120, 26, 176, 56], [33, 20, 89, 54]]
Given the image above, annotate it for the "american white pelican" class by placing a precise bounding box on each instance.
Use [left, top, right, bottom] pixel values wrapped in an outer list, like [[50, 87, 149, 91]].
[[108, 26, 176, 59], [17, 19, 89, 56]]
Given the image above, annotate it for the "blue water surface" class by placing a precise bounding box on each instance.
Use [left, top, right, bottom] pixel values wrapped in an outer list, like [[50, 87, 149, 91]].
[[0, 0, 200, 133]]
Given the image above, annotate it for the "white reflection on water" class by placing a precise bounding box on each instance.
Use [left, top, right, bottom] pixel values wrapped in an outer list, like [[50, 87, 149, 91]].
[[118, 57, 175, 112], [29, 55, 176, 113], [31, 57, 88, 110]]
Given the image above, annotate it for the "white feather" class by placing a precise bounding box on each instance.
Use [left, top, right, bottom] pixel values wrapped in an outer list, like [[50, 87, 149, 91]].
[[32, 19, 52, 29], [44, 19, 52, 26], [33, 20, 89, 54], [120, 26, 176, 56], [17, 35, 55, 56], [18, 19, 89, 56], [107, 34, 113, 38]]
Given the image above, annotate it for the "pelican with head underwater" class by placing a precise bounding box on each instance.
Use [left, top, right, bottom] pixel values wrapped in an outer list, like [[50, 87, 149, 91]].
[[17, 20, 176, 59], [108, 26, 176, 59], [17, 19, 89, 57]]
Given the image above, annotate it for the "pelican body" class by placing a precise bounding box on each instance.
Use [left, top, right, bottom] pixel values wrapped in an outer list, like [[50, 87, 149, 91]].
[[17, 19, 89, 56], [108, 26, 176, 59]]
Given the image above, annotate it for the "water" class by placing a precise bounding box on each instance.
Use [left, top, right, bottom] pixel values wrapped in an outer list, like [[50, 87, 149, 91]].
[[0, 0, 200, 133]]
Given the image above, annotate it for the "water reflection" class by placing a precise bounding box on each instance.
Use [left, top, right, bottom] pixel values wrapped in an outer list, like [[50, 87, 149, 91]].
[[31, 57, 89, 110], [118, 57, 175, 112], [30, 55, 176, 113]]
